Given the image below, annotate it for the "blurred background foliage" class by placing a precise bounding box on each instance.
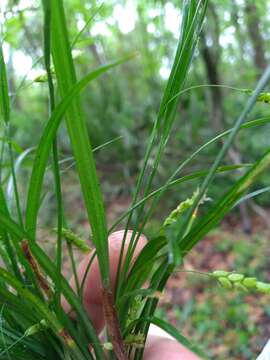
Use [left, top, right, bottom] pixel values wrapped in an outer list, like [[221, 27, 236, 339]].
[[1, 0, 270, 358]]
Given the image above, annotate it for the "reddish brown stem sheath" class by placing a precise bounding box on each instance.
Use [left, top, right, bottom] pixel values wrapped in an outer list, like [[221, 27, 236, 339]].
[[21, 239, 53, 298], [102, 288, 128, 360], [59, 328, 75, 347]]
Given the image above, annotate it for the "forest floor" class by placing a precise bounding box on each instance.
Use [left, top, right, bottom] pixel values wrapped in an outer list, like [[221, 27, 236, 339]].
[[157, 214, 270, 360]]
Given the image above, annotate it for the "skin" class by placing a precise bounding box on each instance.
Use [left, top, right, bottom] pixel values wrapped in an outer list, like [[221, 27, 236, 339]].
[[65, 230, 200, 359]]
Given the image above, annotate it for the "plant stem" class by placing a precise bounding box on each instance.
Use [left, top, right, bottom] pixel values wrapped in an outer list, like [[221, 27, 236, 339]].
[[102, 288, 128, 360]]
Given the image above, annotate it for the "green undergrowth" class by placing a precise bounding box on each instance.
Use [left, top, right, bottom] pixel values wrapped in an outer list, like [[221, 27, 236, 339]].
[[156, 228, 270, 359]]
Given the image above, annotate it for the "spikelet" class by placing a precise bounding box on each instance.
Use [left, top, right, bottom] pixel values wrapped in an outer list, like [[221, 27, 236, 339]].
[[213, 270, 270, 294]]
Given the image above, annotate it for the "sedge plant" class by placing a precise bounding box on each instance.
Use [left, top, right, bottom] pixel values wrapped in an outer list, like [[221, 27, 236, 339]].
[[0, 0, 270, 359]]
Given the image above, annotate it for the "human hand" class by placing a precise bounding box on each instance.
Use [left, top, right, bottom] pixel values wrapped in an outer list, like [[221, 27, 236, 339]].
[[64, 230, 200, 359]]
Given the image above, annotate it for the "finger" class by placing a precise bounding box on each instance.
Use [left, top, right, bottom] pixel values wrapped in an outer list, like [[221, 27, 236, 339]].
[[63, 230, 147, 333], [144, 335, 201, 360]]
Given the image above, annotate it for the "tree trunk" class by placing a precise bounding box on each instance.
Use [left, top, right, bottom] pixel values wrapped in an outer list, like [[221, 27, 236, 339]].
[[201, 30, 252, 234], [201, 32, 223, 133], [244, 0, 266, 75], [231, 0, 245, 62]]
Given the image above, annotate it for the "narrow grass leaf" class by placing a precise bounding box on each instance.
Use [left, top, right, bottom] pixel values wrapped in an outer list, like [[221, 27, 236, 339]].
[[178, 65, 270, 242], [25, 56, 132, 239], [0, 212, 104, 358], [234, 186, 270, 206], [181, 148, 270, 252], [0, 44, 10, 123], [146, 317, 207, 359]]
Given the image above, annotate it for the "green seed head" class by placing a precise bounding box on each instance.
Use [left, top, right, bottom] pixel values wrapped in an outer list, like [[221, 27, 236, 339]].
[[218, 277, 233, 289], [242, 277, 257, 289], [212, 270, 230, 278], [40, 319, 48, 328], [55, 228, 91, 253], [228, 273, 244, 282], [103, 342, 113, 351], [25, 323, 42, 337], [257, 92, 270, 104], [256, 282, 270, 294], [234, 282, 248, 292]]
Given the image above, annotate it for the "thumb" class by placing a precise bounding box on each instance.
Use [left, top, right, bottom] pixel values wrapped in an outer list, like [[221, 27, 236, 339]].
[[62, 230, 147, 333], [144, 331, 201, 360]]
